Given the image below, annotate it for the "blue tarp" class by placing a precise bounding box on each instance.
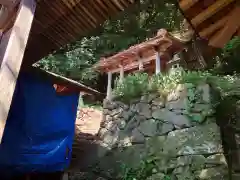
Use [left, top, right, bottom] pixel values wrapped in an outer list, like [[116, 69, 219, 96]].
[[0, 72, 79, 175]]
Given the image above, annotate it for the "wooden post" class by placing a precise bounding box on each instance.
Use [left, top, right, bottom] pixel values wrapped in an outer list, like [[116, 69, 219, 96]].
[[138, 56, 143, 71], [119, 65, 124, 83], [62, 172, 69, 180], [0, 0, 36, 142], [106, 72, 112, 100], [78, 92, 84, 107], [155, 52, 161, 74]]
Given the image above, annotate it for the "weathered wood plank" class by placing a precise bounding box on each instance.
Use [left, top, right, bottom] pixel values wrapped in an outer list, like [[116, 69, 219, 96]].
[[0, 2, 19, 32], [191, 0, 235, 27], [0, 0, 36, 142], [0, 0, 19, 8], [179, 0, 199, 11], [199, 15, 228, 38], [209, 6, 240, 48], [108, 54, 156, 73], [0, 6, 10, 29]]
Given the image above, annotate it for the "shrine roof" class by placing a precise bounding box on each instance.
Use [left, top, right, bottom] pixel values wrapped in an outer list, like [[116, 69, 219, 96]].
[[94, 29, 185, 73]]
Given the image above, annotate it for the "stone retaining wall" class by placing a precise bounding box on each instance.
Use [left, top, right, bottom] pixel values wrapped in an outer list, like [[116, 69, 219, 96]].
[[89, 84, 228, 179]]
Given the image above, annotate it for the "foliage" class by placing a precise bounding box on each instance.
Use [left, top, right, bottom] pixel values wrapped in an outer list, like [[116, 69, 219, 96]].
[[36, 37, 100, 87], [212, 36, 240, 75], [113, 69, 187, 102], [120, 155, 171, 180], [36, 0, 183, 90], [211, 37, 240, 180], [149, 69, 184, 95], [114, 73, 149, 102], [223, 36, 240, 57], [78, 94, 103, 110], [113, 68, 240, 103]]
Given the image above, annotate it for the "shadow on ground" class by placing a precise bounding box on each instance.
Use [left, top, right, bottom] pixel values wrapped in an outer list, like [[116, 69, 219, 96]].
[[68, 129, 112, 180]]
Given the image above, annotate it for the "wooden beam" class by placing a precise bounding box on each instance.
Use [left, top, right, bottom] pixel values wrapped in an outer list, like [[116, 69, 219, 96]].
[[109, 54, 156, 73], [191, 0, 235, 27], [0, 0, 36, 142], [179, 0, 200, 11], [199, 15, 228, 38], [209, 6, 240, 48]]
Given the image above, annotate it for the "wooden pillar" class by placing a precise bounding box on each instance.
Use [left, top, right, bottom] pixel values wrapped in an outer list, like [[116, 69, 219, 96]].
[[119, 65, 124, 83], [138, 55, 143, 70], [78, 91, 84, 106], [0, 0, 36, 142], [155, 52, 161, 74], [106, 72, 112, 100], [62, 172, 69, 180]]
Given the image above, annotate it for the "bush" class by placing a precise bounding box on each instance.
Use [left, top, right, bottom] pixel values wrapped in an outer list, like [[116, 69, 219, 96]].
[[113, 68, 189, 101], [149, 68, 184, 95], [113, 68, 240, 102], [212, 36, 240, 75], [114, 72, 149, 102], [120, 156, 171, 180]]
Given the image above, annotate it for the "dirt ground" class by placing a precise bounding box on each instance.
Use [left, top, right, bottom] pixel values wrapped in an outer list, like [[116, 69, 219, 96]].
[[70, 107, 103, 171], [75, 107, 102, 135]]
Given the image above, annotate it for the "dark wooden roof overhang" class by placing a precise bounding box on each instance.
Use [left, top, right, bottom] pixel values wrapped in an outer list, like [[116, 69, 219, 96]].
[[22, 0, 137, 66], [178, 0, 240, 48]]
